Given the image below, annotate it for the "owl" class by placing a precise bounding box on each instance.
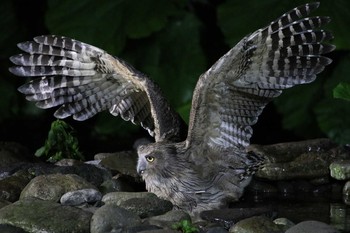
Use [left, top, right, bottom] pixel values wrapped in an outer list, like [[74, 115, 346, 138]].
[[9, 2, 334, 215]]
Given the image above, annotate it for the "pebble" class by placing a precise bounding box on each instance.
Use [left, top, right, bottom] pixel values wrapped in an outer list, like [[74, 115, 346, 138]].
[[20, 173, 96, 202], [330, 160, 350, 180], [60, 188, 102, 206], [90, 204, 141, 233], [0, 140, 349, 233]]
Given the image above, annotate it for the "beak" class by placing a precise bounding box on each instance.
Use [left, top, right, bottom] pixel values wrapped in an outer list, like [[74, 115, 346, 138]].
[[137, 160, 146, 175], [137, 167, 145, 175]]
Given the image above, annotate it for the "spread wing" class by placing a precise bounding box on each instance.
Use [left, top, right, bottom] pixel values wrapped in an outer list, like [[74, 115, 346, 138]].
[[9, 35, 187, 142], [186, 3, 334, 153]]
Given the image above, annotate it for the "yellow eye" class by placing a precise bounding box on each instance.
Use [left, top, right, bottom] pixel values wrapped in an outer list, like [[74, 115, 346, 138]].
[[145, 155, 155, 163]]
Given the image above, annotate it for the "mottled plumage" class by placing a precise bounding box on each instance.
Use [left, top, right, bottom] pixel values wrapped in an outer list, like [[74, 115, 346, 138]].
[[9, 3, 334, 215]]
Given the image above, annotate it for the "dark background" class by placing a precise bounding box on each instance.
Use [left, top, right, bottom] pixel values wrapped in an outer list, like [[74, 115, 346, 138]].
[[0, 0, 349, 159]]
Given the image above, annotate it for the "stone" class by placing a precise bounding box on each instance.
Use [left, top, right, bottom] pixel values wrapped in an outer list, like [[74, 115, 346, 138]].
[[229, 215, 283, 233], [330, 160, 350, 180], [200, 206, 273, 228], [0, 198, 92, 233], [146, 210, 191, 229], [206, 226, 228, 233], [102, 192, 157, 205], [118, 195, 173, 218], [137, 230, 178, 233], [60, 188, 102, 206], [285, 220, 339, 233], [90, 204, 141, 233], [273, 218, 295, 231], [0, 174, 31, 202], [20, 173, 96, 202], [99, 177, 135, 194], [250, 139, 350, 180], [0, 199, 11, 209], [98, 151, 139, 178], [0, 224, 29, 233]]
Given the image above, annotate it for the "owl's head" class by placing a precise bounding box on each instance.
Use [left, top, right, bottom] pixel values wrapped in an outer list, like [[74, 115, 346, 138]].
[[136, 142, 180, 179]]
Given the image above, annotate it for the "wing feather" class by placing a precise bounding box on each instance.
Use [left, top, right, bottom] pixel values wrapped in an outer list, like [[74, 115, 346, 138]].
[[10, 35, 186, 142], [186, 2, 334, 152]]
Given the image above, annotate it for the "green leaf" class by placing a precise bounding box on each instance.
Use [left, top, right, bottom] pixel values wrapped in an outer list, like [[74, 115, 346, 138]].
[[315, 99, 350, 145], [333, 82, 350, 101]]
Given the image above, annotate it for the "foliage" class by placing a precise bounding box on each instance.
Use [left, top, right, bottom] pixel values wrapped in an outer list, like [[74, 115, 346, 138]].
[[172, 220, 199, 233], [35, 120, 84, 162], [333, 82, 350, 101], [1, 0, 350, 147]]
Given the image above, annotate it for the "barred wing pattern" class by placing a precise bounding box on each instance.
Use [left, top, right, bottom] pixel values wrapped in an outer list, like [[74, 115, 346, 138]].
[[187, 2, 334, 153], [9, 36, 186, 142]]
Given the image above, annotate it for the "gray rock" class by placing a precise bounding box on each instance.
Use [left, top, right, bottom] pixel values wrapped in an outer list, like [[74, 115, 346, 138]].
[[60, 188, 102, 206], [98, 151, 139, 178], [285, 220, 339, 233], [137, 230, 178, 233], [102, 192, 157, 205], [200, 206, 273, 227], [206, 226, 228, 233], [330, 160, 350, 180], [0, 173, 31, 202], [90, 204, 141, 233], [250, 139, 350, 181], [146, 210, 191, 229], [118, 195, 173, 218], [20, 173, 96, 202], [229, 216, 283, 233], [99, 177, 136, 194], [0, 224, 29, 233], [0, 198, 92, 233], [330, 203, 349, 231], [0, 199, 11, 209], [273, 218, 295, 231], [103, 192, 173, 218]]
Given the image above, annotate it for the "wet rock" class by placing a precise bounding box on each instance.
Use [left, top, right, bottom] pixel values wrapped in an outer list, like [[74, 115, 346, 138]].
[[90, 204, 141, 233], [0, 224, 29, 233], [26, 163, 112, 187], [257, 152, 330, 180], [118, 194, 173, 218], [0, 142, 30, 168], [273, 218, 295, 231], [200, 206, 273, 228], [330, 203, 350, 232], [0, 199, 11, 209], [0, 173, 32, 202], [99, 177, 136, 194], [206, 226, 228, 233], [146, 210, 191, 229], [229, 215, 283, 233], [250, 139, 350, 181], [20, 173, 96, 202], [55, 164, 112, 187], [330, 160, 350, 180], [54, 158, 84, 166], [285, 220, 339, 233], [343, 181, 350, 198], [60, 188, 102, 206], [102, 192, 156, 205], [97, 151, 139, 178], [125, 224, 162, 232], [0, 198, 92, 233], [137, 230, 178, 233]]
